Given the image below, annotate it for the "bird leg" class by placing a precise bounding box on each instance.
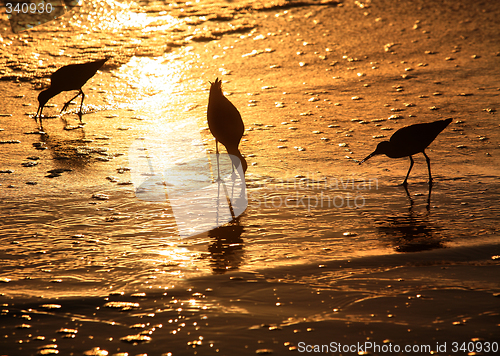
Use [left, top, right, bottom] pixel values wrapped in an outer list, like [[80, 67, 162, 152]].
[[78, 90, 85, 123], [402, 183, 415, 212], [220, 177, 236, 221], [402, 155, 414, 186], [35, 106, 44, 131], [215, 140, 221, 182], [426, 178, 433, 212], [215, 175, 221, 226], [215, 174, 236, 224], [423, 151, 433, 185], [61, 89, 83, 114]]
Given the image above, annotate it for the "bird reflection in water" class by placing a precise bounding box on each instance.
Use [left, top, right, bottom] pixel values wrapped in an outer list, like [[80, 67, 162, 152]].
[[207, 217, 245, 274], [213, 162, 246, 225], [32, 127, 103, 177], [403, 179, 432, 212], [207, 168, 246, 274], [376, 184, 444, 253]]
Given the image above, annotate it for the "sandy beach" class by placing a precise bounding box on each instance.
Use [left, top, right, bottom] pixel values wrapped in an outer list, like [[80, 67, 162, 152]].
[[1, 0, 500, 355]]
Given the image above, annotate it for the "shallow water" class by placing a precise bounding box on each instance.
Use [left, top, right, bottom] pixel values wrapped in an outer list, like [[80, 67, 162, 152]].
[[1, 0, 500, 355]]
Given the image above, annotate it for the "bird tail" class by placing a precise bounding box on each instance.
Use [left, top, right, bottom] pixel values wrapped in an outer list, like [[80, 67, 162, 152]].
[[442, 118, 453, 128], [92, 58, 109, 71], [209, 77, 223, 95], [431, 118, 453, 139]]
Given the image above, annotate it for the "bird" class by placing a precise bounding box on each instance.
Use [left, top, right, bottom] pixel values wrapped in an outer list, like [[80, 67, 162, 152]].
[[35, 58, 109, 130], [359, 118, 452, 185], [207, 78, 247, 177]]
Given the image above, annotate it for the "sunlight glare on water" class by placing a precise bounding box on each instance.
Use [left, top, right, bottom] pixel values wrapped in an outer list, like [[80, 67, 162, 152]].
[[114, 55, 193, 105], [156, 246, 193, 263], [73, 0, 150, 32]]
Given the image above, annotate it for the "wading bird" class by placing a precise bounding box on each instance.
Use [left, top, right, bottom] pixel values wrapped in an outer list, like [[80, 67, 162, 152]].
[[207, 78, 247, 176], [35, 58, 109, 130], [359, 118, 452, 185]]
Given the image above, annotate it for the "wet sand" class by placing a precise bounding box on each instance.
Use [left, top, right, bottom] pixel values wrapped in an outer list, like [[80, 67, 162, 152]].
[[1, 0, 500, 355], [2, 246, 500, 355]]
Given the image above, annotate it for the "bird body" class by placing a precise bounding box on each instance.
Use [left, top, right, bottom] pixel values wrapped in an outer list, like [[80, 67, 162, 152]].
[[207, 78, 247, 174], [360, 118, 452, 185], [36, 58, 108, 129]]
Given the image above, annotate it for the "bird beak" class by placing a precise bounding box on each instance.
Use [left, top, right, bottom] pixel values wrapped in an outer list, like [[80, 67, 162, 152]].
[[359, 152, 375, 165]]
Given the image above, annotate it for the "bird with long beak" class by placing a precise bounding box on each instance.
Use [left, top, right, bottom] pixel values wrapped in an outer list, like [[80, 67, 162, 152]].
[[36, 58, 109, 130], [207, 78, 247, 177], [359, 118, 452, 185]]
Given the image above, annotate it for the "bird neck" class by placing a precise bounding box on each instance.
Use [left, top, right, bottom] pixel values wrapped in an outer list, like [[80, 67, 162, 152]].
[[240, 154, 248, 173], [39, 87, 59, 106], [227, 148, 247, 173], [376, 141, 395, 157]]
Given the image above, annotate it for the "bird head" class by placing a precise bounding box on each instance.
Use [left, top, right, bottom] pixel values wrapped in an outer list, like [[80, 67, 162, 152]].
[[359, 141, 390, 164], [36, 89, 52, 117], [37, 90, 51, 107]]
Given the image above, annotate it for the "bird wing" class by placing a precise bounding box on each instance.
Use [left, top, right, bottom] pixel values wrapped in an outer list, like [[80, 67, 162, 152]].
[[390, 119, 451, 156], [208, 98, 243, 139], [50, 59, 107, 91], [390, 124, 427, 148], [207, 95, 244, 149], [50, 64, 81, 89]]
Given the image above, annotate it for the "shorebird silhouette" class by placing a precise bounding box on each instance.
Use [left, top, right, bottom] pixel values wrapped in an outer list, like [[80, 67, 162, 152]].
[[35, 58, 109, 130], [207, 78, 247, 176], [360, 118, 452, 185]]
